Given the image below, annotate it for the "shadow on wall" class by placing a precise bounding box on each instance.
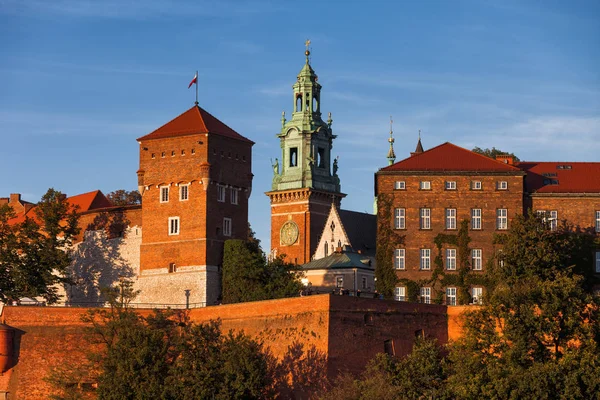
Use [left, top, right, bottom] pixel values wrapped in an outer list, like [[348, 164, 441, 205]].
[[67, 212, 137, 304]]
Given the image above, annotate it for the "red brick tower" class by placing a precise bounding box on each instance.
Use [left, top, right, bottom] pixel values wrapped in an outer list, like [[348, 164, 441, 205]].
[[136, 105, 253, 305], [266, 45, 344, 264]]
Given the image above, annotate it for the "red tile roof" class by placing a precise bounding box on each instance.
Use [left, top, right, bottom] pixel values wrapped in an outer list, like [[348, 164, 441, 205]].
[[381, 142, 522, 172], [516, 162, 600, 194], [7, 190, 112, 226], [137, 105, 254, 144]]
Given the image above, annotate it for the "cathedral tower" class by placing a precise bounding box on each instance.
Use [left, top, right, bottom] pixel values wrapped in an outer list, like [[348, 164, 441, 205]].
[[266, 43, 344, 264]]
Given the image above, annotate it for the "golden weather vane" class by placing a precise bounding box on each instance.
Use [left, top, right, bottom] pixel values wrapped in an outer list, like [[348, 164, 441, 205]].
[[305, 39, 311, 49]]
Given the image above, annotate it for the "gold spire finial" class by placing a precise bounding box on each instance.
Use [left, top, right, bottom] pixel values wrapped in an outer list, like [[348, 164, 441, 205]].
[[305, 39, 311, 59], [388, 116, 395, 144]]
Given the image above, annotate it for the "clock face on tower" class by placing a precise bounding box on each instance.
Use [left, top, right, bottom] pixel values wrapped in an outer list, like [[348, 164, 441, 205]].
[[280, 221, 299, 246]]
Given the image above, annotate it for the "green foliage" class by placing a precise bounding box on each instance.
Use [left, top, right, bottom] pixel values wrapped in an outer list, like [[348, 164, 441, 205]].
[[222, 239, 304, 304], [446, 212, 600, 398], [0, 188, 80, 304], [472, 146, 520, 161], [375, 193, 405, 299], [322, 338, 448, 400], [48, 282, 329, 399], [105, 190, 141, 206]]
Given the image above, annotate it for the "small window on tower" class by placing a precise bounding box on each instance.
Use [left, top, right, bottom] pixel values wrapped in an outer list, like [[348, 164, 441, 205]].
[[191, 148, 195, 155], [290, 147, 298, 167], [171, 151, 175, 157], [161, 152, 166, 158], [151, 153, 156, 159], [318, 148, 325, 168], [181, 150, 185, 156]]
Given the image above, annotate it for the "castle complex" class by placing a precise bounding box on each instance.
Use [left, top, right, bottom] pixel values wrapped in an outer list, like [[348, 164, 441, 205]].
[[1, 44, 599, 399]]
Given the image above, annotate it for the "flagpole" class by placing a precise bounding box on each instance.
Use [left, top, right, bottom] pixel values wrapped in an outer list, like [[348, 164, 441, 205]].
[[195, 70, 199, 105]]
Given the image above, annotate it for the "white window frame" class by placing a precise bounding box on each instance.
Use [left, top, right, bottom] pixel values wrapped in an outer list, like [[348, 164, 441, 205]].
[[497, 181, 508, 190], [472, 249, 482, 270], [179, 184, 189, 201], [496, 208, 507, 230], [420, 181, 431, 190], [420, 287, 431, 304], [336, 276, 344, 288], [420, 208, 431, 229], [168, 217, 180, 235], [446, 208, 457, 230], [394, 249, 405, 270], [217, 184, 226, 202], [446, 248, 457, 270], [230, 187, 238, 205], [394, 287, 406, 302], [595, 251, 600, 273], [160, 186, 169, 203], [596, 211, 600, 233], [549, 210, 558, 231], [394, 208, 405, 229], [420, 248, 431, 270], [472, 287, 483, 304], [471, 208, 482, 230], [445, 181, 457, 190], [394, 181, 406, 190], [223, 217, 232, 237], [472, 181, 482, 190], [446, 287, 457, 306]]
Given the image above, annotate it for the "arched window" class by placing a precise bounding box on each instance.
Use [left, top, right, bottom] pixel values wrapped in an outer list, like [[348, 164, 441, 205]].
[[338, 240, 342, 248], [324, 241, 329, 256], [296, 95, 302, 112]]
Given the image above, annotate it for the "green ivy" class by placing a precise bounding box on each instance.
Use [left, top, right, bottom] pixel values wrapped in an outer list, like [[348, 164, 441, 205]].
[[375, 193, 405, 299]]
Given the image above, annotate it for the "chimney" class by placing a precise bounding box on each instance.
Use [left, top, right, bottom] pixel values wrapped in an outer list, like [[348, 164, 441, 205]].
[[9, 194, 21, 204], [335, 246, 343, 254], [495, 155, 514, 165]]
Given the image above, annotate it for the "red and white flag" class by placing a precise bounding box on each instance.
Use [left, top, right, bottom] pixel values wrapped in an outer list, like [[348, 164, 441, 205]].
[[188, 72, 198, 89]]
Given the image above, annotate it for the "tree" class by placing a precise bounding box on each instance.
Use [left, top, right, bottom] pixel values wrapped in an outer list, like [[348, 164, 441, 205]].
[[222, 239, 304, 304], [0, 188, 80, 304], [446, 213, 600, 398], [106, 190, 141, 206], [472, 146, 520, 161], [48, 282, 328, 400], [375, 193, 404, 299], [322, 338, 447, 400]]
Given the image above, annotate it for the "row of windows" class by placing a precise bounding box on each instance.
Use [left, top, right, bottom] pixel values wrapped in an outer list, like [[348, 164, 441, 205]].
[[168, 216, 232, 237], [159, 185, 239, 205], [394, 208, 508, 230], [394, 180, 508, 191], [150, 148, 247, 162], [394, 248, 485, 270], [152, 149, 196, 158], [394, 286, 483, 305], [335, 275, 370, 290]]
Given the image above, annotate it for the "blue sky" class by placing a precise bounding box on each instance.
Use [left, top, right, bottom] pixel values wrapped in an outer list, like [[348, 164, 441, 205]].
[[1, 0, 599, 249]]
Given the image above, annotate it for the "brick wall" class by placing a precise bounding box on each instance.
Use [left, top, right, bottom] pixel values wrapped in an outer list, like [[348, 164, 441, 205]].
[[529, 195, 600, 232], [376, 173, 524, 297], [0, 295, 452, 399]]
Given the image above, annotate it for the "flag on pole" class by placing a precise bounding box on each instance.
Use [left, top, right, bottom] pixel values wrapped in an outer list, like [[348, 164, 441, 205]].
[[188, 72, 198, 89]]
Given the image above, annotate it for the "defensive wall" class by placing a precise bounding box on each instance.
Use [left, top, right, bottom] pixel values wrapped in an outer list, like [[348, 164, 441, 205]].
[[0, 295, 473, 399]]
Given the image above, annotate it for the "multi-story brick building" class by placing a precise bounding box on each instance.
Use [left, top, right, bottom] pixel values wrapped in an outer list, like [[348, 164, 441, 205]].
[[376, 142, 525, 304], [375, 141, 600, 304], [136, 104, 254, 305]]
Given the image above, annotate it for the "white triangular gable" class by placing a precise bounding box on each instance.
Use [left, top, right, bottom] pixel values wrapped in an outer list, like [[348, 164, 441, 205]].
[[312, 204, 352, 260]]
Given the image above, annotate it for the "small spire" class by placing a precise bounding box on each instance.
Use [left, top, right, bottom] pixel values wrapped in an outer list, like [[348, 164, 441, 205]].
[[411, 129, 424, 157], [387, 116, 396, 166]]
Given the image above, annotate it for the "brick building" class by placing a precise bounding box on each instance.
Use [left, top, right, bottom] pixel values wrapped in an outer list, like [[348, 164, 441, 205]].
[[136, 104, 254, 305], [375, 140, 600, 304]]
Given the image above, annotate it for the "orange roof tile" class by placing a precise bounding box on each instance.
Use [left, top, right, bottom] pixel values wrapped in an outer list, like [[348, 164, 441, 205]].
[[381, 142, 522, 173], [137, 105, 254, 144], [517, 162, 600, 194], [7, 190, 112, 226]]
